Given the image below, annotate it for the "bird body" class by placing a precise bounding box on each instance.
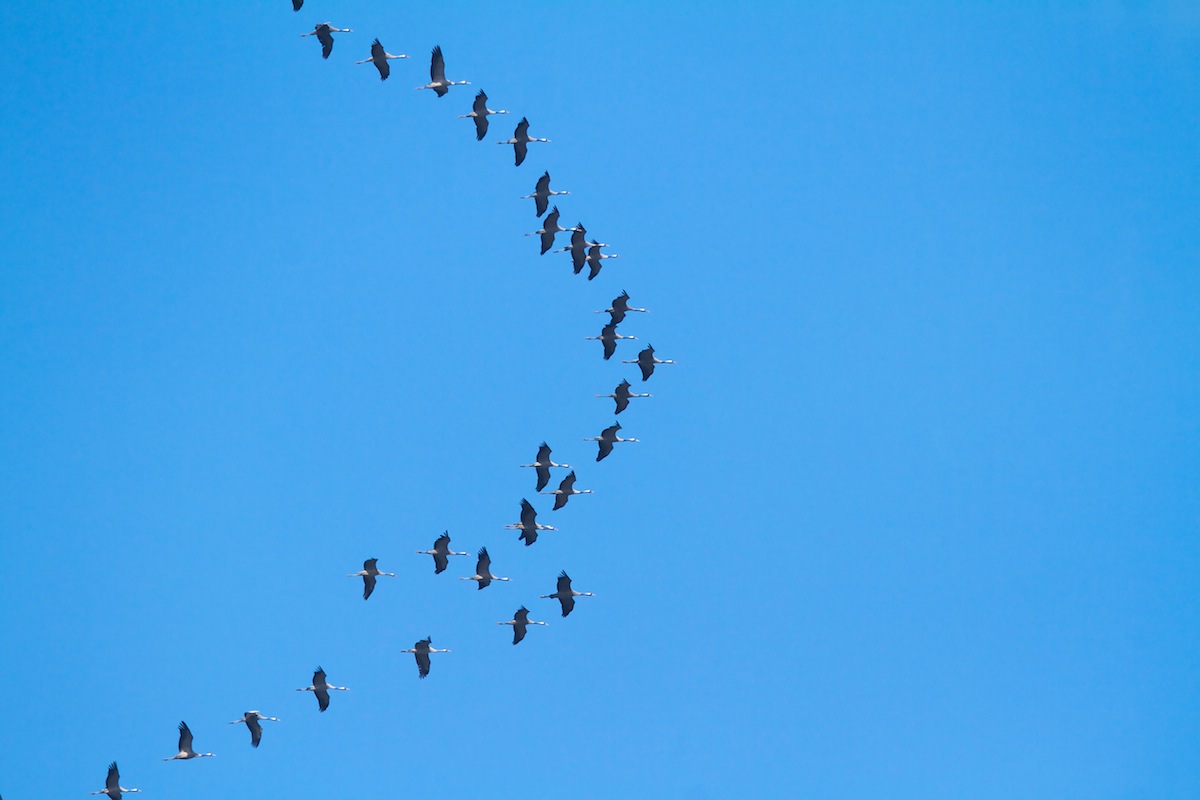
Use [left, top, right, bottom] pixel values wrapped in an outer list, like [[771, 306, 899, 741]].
[[356, 39, 407, 80], [90, 762, 141, 800], [623, 344, 675, 381], [301, 23, 352, 59], [596, 378, 651, 414], [297, 667, 349, 712], [417, 531, 470, 574], [498, 606, 548, 644], [228, 710, 279, 748], [586, 421, 640, 461], [498, 117, 550, 166], [401, 637, 450, 679], [541, 571, 595, 617], [163, 721, 215, 761], [458, 90, 509, 140], [505, 498, 557, 546], [416, 45, 469, 96], [540, 471, 593, 510], [459, 546, 510, 589], [521, 171, 570, 217], [520, 442, 570, 491], [347, 557, 395, 600]]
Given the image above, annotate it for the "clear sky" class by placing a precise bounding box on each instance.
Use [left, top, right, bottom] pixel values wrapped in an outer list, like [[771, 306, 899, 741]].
[[1, 2, 1198, 798]]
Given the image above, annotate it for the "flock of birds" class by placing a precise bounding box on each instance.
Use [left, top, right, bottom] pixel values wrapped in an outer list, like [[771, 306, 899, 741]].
[[79, 4, 674, 798]]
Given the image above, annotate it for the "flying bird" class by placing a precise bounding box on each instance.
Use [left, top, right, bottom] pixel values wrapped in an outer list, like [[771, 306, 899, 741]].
[[347, 557, 395, 600], [526, 206, 577, 255], [498, 606, 548, 645], [415, 45, 470, 96], [355, 39, 407, 80], [416, 531, 471, 574], [301, 23, 352, 59], [540, 471, 593, 511], [459, 546, 510, 590], [585, 245, 621, 280], [498, 117, 550, 166], [505, 498, 557, 546], [296, 667, 348, 712], [458, 90, 509, 140], [585, 422, 640, 462], [595, 290, 647, 325], [162, 721, 215, 761], [596, 378, 651, 414], [401, 636, 450, 679], [90, 762, 141, 800], [521, 171, 570, 217], [623, 344, 675, 381], [520, 442, 570, 492], [228, 711, 280, 749], [541, 571, 595, 617], [586, 321, 637, 361]]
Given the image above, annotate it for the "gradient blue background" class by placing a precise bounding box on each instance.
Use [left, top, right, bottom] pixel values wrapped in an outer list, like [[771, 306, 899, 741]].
[[1, 2, 1197, 797]]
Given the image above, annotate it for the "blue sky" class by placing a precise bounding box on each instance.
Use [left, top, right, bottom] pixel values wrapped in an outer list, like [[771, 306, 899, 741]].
[[1, 2, 1198, 797]]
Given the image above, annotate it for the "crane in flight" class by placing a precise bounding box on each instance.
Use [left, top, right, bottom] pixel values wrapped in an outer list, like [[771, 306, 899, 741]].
[[521, 442, 570, 491], [297, 667, 349, 712], [458, 90, 509, 140], [401, 637, 451, 679], [355, 39, 407, 80], [162, 721, 215, 761], [415, 45, 470, 96], [228, 711, 280, 748], [498, 606, 548, 644], [541, 571, 595, 617], [541, 471, 593, 510], [417, 531, 471, 574], [347, 558, 396, 600], [90, 762, 141, 799], [301, 23, 352, 59], [505, 498, 557, 546], [459, 547, 510, 590]]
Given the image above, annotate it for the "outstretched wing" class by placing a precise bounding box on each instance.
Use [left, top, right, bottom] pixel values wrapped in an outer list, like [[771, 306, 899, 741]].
[[430, 45, 446, 82], [106, 762, 120, 791], [317, 28, 334, 59], [512, 621, 527, 644], [557, 571, 572, 594], [519, 527, 538, 546], [597, 438, 614, 461], [316, 687, 330, 712], [514, 139, 528, 166], [602, 335, 617, 361], [415, 651, 431, 679], [248, 717, 263, 748], [178, 721, 193, 752], [293, 0, 303, 10], [433, 550, 449, 574], [473, 114, 488, 140], [559, 593, 575, 617], [362, 573, 377, 600], [520, 498, 537, 526], [535, 463, 551, 491]]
